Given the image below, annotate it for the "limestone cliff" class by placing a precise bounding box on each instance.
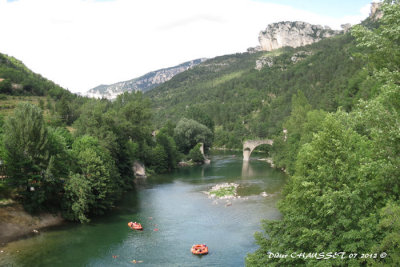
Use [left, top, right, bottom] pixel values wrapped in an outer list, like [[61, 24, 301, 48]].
[[258, 21, 341, 51], [370, 2, 383, 21], [86, 58, 207, 99]]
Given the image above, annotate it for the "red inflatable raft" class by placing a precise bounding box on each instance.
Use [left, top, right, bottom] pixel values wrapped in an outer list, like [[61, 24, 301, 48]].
[[191, 244, 208, 255], [128, 221, 143, 230]]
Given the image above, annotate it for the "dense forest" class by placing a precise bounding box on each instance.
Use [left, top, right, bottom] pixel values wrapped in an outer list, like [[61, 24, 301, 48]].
[[0, 0, 399, 265], [0, 56, 214, 223], [245, 1, 400, 266]]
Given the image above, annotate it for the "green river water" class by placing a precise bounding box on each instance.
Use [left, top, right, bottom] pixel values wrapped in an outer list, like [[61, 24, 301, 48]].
[[0, 152, 287, 267]]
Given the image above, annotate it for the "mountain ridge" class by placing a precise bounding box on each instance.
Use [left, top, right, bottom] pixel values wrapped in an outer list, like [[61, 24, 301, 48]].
[[86, 58, 207, 99]]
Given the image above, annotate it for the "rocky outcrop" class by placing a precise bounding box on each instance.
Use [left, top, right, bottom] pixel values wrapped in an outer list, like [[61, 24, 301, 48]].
[[255, 56, 274, 70], [255, 51, 312, 70], [290, 51, 313, 63], [370, 2, 383, 21], [258, 21, 341, 51], [133, 161, 146, 178], [86, 58, 207, 99]]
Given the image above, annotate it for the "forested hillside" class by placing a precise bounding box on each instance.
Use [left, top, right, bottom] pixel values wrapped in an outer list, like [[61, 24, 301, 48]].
[[0, 53, 68, 97], [0, 52, 86, 124], [246, 1, 400, 266], [147, 32, 367, 149]]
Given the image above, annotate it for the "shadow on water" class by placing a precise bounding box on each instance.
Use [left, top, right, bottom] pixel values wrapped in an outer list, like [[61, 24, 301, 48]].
[[0, 151, 287, 267]]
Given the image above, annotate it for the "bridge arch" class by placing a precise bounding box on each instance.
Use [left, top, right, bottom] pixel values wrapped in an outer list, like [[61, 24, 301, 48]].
[[243, 139, 273, 161]]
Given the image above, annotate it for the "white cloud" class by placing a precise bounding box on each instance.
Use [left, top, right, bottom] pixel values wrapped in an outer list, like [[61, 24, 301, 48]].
[[0, 0, 371, 93]]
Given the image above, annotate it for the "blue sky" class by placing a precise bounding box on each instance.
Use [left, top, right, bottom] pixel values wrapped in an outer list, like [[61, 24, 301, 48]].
[[0, 0, 374, 93]]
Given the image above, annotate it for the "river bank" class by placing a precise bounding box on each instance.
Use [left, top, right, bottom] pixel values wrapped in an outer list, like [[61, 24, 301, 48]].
[[0, 153, 287, 266], [0, 202, 64, 245]]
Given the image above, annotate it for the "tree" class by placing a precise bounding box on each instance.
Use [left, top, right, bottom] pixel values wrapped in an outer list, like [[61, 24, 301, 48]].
[[0, 115, 6, 185], [369, 202, 400, 266], [156, 130, 179, 171], [188, 143, 204, 163], [68, 135, 120, 218], [0, 79, 12, 94], [114, 91, 153, 145], [247, 114, 378, 266], [150, 144, 169, 173], [275, 91, 312, 173], [271, 91, 326, 174], [173, 118, 213, 153], [248, 3, 400, 262], [351, 0, 400, 73], [185, 106, 215, 133], [55, 96, 72, 124], [38, 98, 45, 110], [3, 103, 72, 211], [73, 92, 155, 184], [63, 173, 94, 223], [3, 103, 49, 210], [46, 127, 71, 178]]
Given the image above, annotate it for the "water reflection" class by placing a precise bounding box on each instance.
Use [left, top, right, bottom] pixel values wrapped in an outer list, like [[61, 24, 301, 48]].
[[241, 160, 254, 177]]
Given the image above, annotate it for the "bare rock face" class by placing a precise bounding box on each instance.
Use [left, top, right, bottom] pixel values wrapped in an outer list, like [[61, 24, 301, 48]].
[[255, 51, 312, 70], [258, 21, 341, 51], [370, 2, 383, 21], [255, 56, 274, 70], [133, 161, 146, 178]]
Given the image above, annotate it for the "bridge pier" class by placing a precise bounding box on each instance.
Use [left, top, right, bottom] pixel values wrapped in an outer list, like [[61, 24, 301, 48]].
[[243, 149, 251, 162]]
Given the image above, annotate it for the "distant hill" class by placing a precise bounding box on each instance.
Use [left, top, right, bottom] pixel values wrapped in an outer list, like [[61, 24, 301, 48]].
[[0, 52, 86, 125], [86, 58, 207, 99], [0, 52, 70, 98]]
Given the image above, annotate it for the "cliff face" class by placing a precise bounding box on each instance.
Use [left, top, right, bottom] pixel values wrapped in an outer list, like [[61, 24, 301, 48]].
[[370, 2, 383, 21], [86, 58, 207, 99], [258, 21, 341, 51]]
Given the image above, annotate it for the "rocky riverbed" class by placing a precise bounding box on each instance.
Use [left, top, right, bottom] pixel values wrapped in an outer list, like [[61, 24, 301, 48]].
[[206, 183, 239, 199]]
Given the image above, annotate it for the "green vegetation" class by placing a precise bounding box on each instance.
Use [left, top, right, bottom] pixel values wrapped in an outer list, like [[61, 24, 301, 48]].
[[209, 185, 236, 198], [188, 143, 204, 163], [0, 53, 66, 97], [0, 6, 398, 266], [147, 33, 365, 149], [0, 96, 52, 116], [0, 67, 213, 222], [173, 118, 213, 154], [246, 1, 400, 266]]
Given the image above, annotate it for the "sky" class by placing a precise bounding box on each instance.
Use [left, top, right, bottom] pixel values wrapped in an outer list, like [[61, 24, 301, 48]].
[[0, 0, 376, 93]]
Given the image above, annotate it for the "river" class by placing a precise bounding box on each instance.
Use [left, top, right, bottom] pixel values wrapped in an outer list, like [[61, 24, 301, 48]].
[[0, 152, 287, 266]]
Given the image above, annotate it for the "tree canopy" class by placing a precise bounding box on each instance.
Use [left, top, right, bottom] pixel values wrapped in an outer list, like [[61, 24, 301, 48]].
[[247, 1, 400, 265]]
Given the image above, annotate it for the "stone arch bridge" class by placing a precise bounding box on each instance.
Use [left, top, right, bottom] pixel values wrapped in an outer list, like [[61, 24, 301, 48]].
[[243, 139, 273, 161]]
